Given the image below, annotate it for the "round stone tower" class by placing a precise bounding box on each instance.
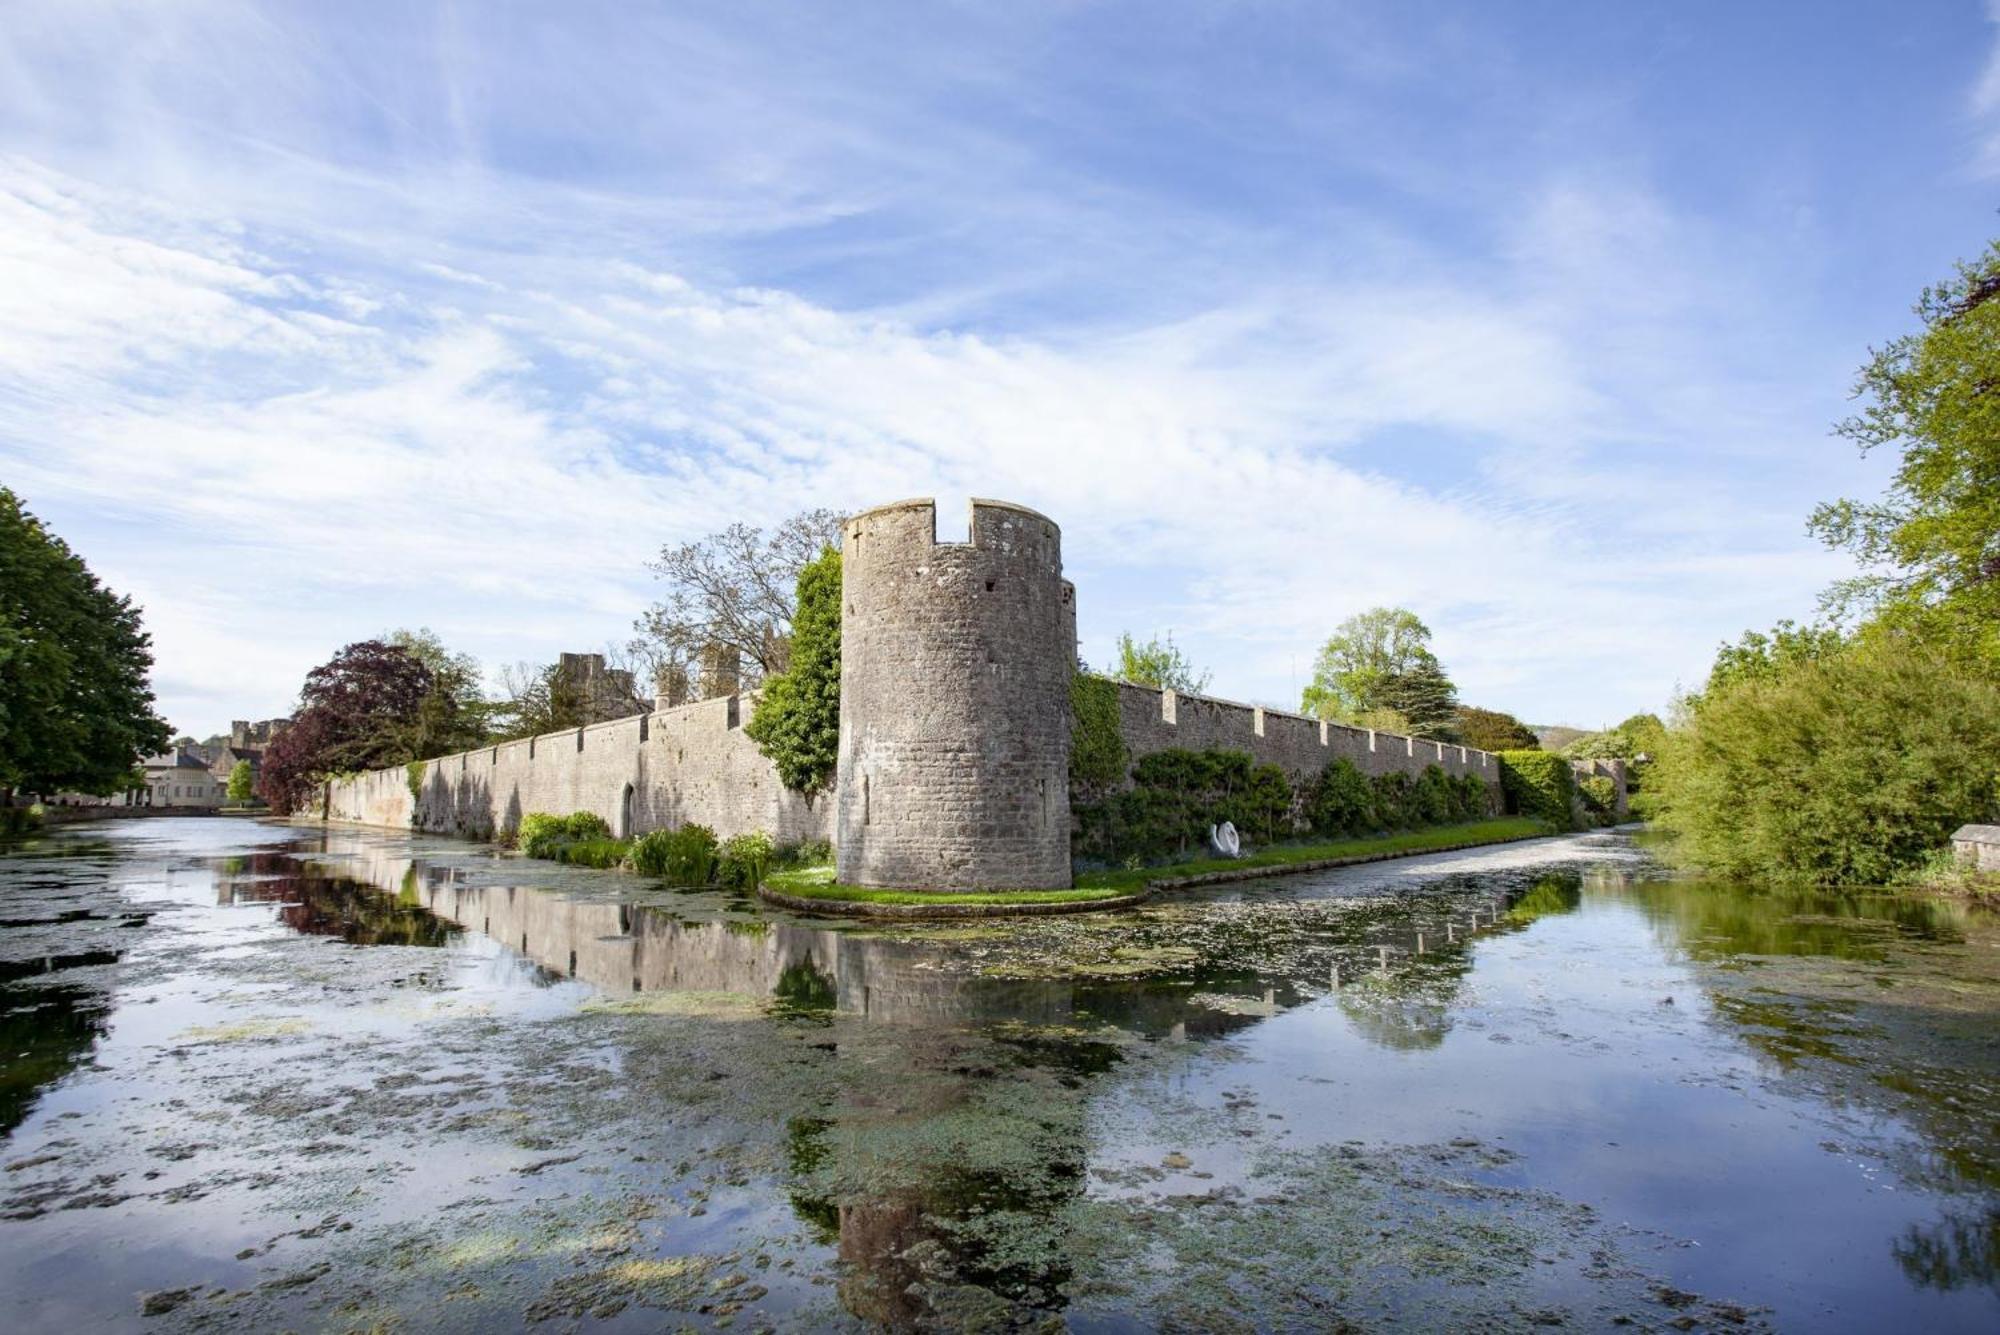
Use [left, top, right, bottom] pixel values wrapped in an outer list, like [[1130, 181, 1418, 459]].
[[835, 498, 1075, 891]]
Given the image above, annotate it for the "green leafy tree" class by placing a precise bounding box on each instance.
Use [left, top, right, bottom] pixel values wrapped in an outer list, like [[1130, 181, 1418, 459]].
[[1301, 607, 1450, 723], [226, 760, 255, 803], [0, 488, 170, 799], [1376, 660, 1461, 740], [1650, 636, 2000, 885], [384, 627, 493, 755], [1113, 631, 1211, 694], [1561, 713, 1669, 760], [1454, 706, 1540, 752], [746, 546, 842, 801], [1809, 241, 2000, 663]]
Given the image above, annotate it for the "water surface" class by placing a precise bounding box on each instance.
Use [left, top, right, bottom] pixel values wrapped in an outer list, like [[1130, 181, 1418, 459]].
[[0, 818, 1994, 1330]]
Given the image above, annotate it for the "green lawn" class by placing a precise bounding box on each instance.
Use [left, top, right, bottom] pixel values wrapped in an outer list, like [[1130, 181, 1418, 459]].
[[762, 818, 1552, 907]]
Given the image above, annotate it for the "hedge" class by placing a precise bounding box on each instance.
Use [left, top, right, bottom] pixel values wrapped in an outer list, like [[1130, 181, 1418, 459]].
[[1497, 750, 1577, 829]]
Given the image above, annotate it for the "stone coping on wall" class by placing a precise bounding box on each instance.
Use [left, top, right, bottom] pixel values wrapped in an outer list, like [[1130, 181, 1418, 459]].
[[1109, 677, 1499, 771]]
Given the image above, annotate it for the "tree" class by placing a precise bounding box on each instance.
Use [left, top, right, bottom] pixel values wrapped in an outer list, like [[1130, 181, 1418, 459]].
[[745, 546, 842, 801], [258, 641, 434, 812], [226, 760, 255, 804], [1113, 631, 1211, 694], [0, 488, 170, 799], [1562, 713, 1668, 760], [1376, 660, 1461, 740], [634, 508, 846, 694], [1809, 241, 2000, 664], [1301, 607, 1451, 724], [1650, 637, 2000, 885], [384, 627, 492, 755], [1455, 706, 1540, 752]]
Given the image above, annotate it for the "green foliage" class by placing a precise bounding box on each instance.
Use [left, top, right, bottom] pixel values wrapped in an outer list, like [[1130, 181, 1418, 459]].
[[774, 960, 836, 1010], [745, 546, 842, 800], [1377, 664, 1462, 741], [1073, 748, 1293, 863], [385, 627, 494, 756], [630, 823, 720, 884], [1561, 713, 1668, 760], [1113, 631, 1211, 694], [1454, 706, 1540, 752], [1808, 240, 2000, 664], [1411, 764, 1456, 825], [516, 810, 612, 860], [1576, 775, 1618, 821], [772, 837, 833, 870], [1650, 637, 2000, 886], [0, 804, 46, 837], [405, 759, 425, 809], [1498, 750, 1578, 829], [1301, 607, 1457, 734], [1700, 622, 1845, 704], [1306, 758, 1373, 836], [0, 488, 171, 797], [1069, 671, 1126, 793], [718, 831, 775, 890], [226, 760, 255, 804], [558, 838, 632, 869]]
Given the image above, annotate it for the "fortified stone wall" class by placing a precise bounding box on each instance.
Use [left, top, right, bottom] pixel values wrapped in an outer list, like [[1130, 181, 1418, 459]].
[[1111, 681, 1501, 795], [835, 499, 1075, 891], [321, 692, 832, 845]]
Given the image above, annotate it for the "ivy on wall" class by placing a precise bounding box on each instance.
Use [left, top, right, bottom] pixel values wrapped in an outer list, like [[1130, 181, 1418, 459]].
[[1069, 672, 1127, 796], [1497, 750, 1577, 829]]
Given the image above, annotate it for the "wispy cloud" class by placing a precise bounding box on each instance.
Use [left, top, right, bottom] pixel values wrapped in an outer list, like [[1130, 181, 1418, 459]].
[[0, 1, 1942, 733]]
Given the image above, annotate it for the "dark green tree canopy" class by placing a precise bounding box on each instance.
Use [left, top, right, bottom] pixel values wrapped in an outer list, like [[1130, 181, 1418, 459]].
[[1376, 660, 1461, 741], [1454, 706, 1541, 752], [746, 546, 842, 801], [0, 488, 170, 796]]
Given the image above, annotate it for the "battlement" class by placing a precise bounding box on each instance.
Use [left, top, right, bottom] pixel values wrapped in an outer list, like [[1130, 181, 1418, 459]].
[[845, 497, 1060, 559]]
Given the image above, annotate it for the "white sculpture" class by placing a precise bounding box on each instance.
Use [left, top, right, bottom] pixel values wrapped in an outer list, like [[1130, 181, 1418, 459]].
[[1208, 820, 1241, 859]]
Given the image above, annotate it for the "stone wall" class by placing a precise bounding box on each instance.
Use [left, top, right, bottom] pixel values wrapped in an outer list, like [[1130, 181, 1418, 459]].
[[1111, 681, 1501, 794], [835, 498, 1075, 891], [322, 692, 832, 846]]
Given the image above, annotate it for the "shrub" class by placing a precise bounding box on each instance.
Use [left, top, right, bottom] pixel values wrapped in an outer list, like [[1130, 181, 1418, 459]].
[[1453, 773, 1492, 822], [631, 823, 719, 884], [559, 838, 631, 869], [0, 804, 45, 838], [561, 811, 611, 840], [1498, 751, 1576, 828], [1412, 764, 1455, 826], [1650, 638, 2000, 885], [1577, 775, 1618, 822], [517, 811, 570, 860], [718, 831, 776, 890], [1370, 771, 1413, 829], [1308, 758, 1373, 836], [772, 837, 833, 870]]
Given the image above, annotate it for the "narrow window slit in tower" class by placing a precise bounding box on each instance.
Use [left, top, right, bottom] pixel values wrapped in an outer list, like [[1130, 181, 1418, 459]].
[[863, 775, 872, 826]]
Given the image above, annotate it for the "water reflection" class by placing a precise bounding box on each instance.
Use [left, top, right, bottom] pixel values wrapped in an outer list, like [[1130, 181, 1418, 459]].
[[213, 853, 458, 948]]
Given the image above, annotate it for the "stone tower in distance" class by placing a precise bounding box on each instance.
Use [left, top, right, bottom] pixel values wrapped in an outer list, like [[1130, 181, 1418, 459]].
[[835, 498, 1076, 891]]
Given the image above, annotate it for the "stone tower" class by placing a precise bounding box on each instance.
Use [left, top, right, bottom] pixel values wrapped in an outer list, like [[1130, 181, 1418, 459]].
[[835, 498, 1076, 891]]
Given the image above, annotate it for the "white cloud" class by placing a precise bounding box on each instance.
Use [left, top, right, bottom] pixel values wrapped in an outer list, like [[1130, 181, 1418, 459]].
[[0, 157, 1855, 733]]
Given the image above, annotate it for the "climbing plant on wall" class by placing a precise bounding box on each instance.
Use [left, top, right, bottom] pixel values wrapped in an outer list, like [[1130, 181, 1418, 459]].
[[746, 545, 842, 801]]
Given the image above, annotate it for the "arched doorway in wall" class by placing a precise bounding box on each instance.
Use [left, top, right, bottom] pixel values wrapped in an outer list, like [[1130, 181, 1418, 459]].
[[620, 783, 636, 839]]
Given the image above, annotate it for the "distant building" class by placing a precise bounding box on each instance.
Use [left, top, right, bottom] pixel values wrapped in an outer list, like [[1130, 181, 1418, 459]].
[[551, 653, 650, 724], [143, 749, 226, 808]]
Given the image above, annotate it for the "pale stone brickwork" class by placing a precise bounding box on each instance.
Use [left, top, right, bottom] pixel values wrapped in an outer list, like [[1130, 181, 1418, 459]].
[[834, 499, 1075, 891], [1112, 681, 1501, 801], [322, 691, 831, 846], [320, 494, 1503, 890]]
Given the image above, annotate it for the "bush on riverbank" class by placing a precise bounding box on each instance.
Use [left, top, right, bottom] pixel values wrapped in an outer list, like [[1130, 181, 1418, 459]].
[[630, 823, 719, 883], [0, 803, 45, 837], [518, 810, 613, 860], [1650, 637, 2000, 886]]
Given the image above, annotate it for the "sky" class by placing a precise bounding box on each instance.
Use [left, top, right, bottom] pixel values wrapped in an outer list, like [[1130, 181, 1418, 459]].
[[2, 1, 1996, 737]]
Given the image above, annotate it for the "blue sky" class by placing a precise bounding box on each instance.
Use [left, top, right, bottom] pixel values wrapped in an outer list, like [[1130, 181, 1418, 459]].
[[2, 1, 1996, 736]]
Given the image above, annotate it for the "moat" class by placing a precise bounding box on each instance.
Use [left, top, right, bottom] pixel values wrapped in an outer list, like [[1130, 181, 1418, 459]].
[[1, 819, 1995, 1331]]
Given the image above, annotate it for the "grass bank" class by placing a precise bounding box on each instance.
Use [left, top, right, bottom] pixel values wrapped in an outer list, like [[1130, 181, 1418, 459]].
[[1075, 817, 1553, 895], [762, 818, 1552, 911]]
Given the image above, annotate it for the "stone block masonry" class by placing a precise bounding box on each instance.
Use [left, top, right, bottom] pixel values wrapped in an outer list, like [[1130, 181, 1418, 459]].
[[322, 691, 832, 846], [1112, 680, 1501, 797], [316, 494, 1499, 890], [834, 498, 1075, 891]]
